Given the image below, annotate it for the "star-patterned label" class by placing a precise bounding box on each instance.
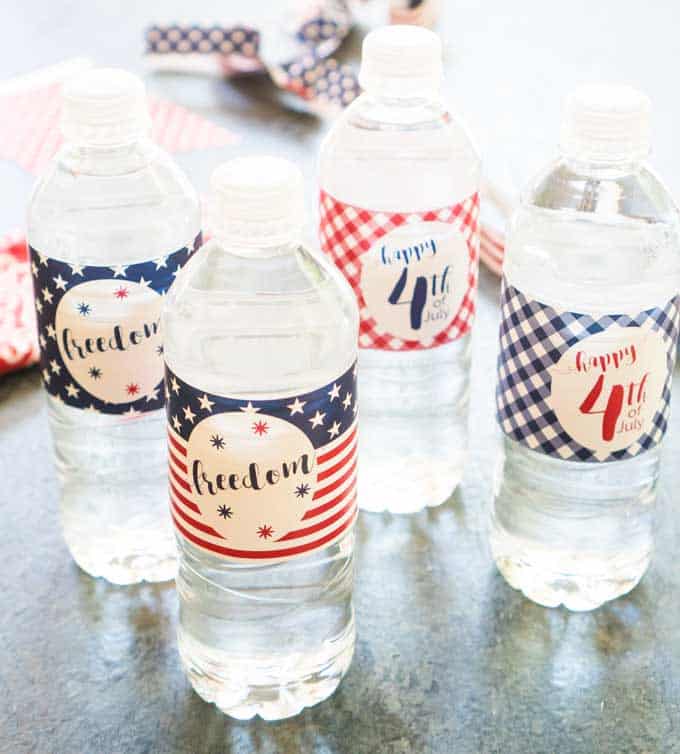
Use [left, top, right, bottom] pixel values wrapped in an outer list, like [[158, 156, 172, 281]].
[[30, 234, 201, 415], [166, 361, 358, 561]]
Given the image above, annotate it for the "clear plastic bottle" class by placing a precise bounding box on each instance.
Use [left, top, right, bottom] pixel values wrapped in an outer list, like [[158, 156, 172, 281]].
[[163, 156, 359, 720], [491, 84, 680, 610], [319, 25, 481, 514], [27, 68, 201, 584]]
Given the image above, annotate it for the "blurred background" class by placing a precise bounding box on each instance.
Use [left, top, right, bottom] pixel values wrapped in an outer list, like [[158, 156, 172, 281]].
[[2, 0, 680, 227]]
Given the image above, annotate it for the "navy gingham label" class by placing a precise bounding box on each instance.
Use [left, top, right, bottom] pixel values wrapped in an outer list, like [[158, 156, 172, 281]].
[[31, 234, 201, 415], [496, 282, 680, 462]]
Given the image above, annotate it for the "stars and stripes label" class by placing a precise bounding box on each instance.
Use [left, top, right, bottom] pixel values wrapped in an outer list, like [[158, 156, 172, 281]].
[[30, 235, 201, 415], [496, 282, 680, 462], [319, 190, 480, 350], [166, 361, 358, 561]]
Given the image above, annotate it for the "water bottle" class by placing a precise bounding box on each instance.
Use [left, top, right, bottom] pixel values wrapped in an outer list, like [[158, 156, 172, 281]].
[[163, 156, 359, 719], [491, 84, 680, 610], [319, 25, 481, 513], [27, 68, 201, 584]]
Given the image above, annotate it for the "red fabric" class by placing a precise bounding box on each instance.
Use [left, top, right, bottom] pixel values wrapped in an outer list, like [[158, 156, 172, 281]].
[[0, 233, 38, 375], [0, 82, 236, 177]]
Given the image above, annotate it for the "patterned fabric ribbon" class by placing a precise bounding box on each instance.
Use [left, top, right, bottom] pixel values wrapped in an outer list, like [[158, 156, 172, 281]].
[[145, 1, 440, 115]]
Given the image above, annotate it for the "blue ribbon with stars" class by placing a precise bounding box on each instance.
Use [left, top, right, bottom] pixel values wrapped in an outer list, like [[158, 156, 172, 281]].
[[166, 360, 358, 450]]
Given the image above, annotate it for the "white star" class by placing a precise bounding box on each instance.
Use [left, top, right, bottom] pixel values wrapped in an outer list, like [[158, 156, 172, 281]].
[[35, 299, 43, 313], [42, 369, 50, 384], [198, 394, 214, 412], [110, 264, 127, 278], [342, 392, 352, 409], [309, 410, 326, 428], [124, 406, 141, 418], [31, 261, 38, 276], [172, 415, 182, 431], [137, 276, 151, 288], [46, 324, 56, 339], [49, 359, 61, 375], [170, 377, 180, 394], [39, 334, 46, 348], [70, 262, 85, 276], [240, 401, 260, 414], [328, 421, 341, 439], [154, 256, 168, 270], [53, 274, 67, 291], [328, 383, 341, 402], [287, 397, 306, 416], [353, 363, 358, 377], [38, 252, 48, 267], [42, 287, 53, 304], [172, 266, 182, 278], [65, 383, 79, 398], [353, 402, 358, 414], [85, 404, 99, 413], [146, 387, 160, 402], [183, 405, 196, 424]]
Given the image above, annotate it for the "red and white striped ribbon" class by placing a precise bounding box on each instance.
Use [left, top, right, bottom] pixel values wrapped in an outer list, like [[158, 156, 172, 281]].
[[167, 417, 358, 560]]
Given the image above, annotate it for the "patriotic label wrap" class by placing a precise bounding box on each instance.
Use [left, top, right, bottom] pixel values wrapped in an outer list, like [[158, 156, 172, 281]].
[[319, 190, 480, 350], [166, 362, 358, 561], [30, 235, 201, 415], [496, 282, 680, 463]]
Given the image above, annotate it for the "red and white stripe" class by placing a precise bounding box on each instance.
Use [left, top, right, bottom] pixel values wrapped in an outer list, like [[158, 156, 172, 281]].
[[167, 417, 358, 561], [0, 73, 237, 176], [479, 225, 505, 277]]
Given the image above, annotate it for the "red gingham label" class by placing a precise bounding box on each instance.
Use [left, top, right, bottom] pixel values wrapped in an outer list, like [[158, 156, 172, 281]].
[[319, 190, 480, 350]]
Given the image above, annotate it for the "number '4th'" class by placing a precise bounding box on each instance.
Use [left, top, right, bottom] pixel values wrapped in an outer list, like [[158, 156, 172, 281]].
[[579, 372, 649, 442], [388, 265, 451, 331]]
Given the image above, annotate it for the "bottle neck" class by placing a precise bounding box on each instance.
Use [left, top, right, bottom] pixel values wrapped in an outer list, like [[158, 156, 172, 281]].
[[361, 74, 442, 106], [59, 136, 156, 176], [212, 235, 301, 259], [353, 86, 447, 129], [559, 148, 643, 178]]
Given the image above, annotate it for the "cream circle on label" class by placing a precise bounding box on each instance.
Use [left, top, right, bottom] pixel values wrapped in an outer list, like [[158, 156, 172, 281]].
[[55, 278, 163, 404], [361, 221, 469, 342], [187, 413, 317, 549], [548, 322, 667, 456]]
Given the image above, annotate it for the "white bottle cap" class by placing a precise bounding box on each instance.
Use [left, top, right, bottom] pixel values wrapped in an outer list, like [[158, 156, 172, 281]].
[[358, 25, 443, 97], [61, 68, 152, 147], [210, 156, 306, 246], [560, 83, 651, 164]]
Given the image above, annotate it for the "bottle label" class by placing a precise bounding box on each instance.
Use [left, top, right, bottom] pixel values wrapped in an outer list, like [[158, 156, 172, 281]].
[[30, 234, 201, 415], [166, 362, 358, 561], [496, 282, 680, 462], [319, 190, 479, 350]]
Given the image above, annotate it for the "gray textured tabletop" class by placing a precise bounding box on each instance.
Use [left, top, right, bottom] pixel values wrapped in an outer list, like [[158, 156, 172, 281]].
[[3, 3, 680, 753]]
